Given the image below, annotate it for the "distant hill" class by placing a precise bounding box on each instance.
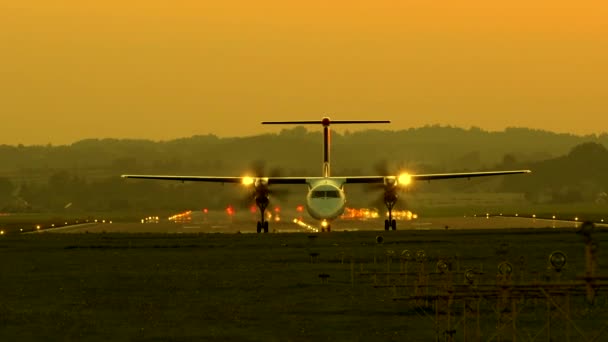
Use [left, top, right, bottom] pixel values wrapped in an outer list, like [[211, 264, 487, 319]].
[[501, 142, 608, 203], [0, 126, 607, 212], [1, 126, 606, 177]]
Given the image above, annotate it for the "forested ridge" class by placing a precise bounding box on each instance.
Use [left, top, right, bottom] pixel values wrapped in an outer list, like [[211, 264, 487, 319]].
[[0, 125, 607, 212]]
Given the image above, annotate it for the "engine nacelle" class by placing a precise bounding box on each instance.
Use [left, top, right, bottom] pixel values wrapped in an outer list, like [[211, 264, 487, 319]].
[[382, 176, 398, 204], [254, 178, 269, 189]]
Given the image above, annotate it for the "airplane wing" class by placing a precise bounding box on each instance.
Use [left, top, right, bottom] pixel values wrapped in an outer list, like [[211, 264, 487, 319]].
[[410, 169, 531, 181], [121, 175, 244, 183], [120, 175, 308, 184], [123, 170, 529, 185], [344, 170, 531, 184]]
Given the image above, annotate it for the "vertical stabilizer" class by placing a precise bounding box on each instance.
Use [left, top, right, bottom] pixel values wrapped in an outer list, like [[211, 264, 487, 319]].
[[322, 118, 331, 177]]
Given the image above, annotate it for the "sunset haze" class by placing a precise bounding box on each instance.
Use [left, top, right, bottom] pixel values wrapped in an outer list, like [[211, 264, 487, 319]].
[[1, 0, 607, 145]]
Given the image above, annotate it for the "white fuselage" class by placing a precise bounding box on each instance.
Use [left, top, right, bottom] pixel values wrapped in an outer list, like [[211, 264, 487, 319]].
[[305, 179, 346, 221]]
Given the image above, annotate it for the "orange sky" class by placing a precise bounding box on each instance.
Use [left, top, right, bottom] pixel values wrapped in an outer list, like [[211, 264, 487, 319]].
[[1, 0, 607, 145]]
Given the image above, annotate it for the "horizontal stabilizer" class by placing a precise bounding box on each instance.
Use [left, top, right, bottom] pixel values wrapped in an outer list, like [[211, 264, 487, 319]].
[[261, 119, 390, 125]]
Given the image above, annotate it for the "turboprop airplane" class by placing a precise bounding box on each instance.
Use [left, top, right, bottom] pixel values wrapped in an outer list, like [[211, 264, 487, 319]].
[[122, 117, 531, 233]]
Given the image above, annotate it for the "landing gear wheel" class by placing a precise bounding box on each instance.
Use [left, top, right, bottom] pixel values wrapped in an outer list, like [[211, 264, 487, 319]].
[[263, 221, 269, 233], [391, 219, 397, 230], [256, 221, 262, 233], [384, 219, 389, 231], [327, 225, 331, 232]]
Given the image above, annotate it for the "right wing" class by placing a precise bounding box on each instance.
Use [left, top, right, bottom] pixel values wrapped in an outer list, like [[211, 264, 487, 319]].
[[343, 170, 531, 184], [410, 169, 532, 181]]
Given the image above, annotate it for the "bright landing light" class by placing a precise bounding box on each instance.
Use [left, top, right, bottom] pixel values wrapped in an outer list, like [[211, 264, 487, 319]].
[[321, 220, 329, 228], [398, 173, 412, 186], [242, 177, 254, 185]]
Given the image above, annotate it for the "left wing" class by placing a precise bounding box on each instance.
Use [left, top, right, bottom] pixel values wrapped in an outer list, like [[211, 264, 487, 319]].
[[121, 175, 308, 184]]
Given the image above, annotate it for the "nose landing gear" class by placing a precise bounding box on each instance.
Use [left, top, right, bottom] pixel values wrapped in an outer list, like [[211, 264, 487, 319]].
[[321, 220, 331, 232]]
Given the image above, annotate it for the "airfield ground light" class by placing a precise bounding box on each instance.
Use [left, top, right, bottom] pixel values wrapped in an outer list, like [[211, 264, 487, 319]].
[[549, 251, 567, 272], [497, 261, 513, 283], [464, 269, 477, 286], [415, 250, 426, 263], [400, 249, 412, 262], [386, 249, 395, 284], [578, 221, 599, 304], [400, 249, 411, 272], [414, 250, 428, 306], [435, 258, 456, 340], [309, 252, 319, 264], [496, 260, 517, 339], [548, 251, 567, 282], [400, 250, 412, 284], [350, 256, 357, 287], [517, 256, 527, 282], [462, 268, 482, 341], [318, 273, 330, 284], [586, 241, 599, 304], [437, 259, 450, 274]]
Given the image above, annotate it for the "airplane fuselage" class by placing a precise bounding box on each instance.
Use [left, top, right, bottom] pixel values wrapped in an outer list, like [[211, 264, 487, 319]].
[[305, 178, 346, 221]]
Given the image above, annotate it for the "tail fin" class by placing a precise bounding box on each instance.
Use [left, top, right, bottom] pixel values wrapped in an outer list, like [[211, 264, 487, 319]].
[[262, 117, 390, 177]]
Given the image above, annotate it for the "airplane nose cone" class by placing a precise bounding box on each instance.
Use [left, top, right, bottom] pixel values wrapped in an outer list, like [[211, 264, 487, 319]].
[[307, 198, 345, 220]]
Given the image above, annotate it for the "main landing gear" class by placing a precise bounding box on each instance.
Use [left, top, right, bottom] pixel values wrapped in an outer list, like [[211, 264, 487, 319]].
[[384, 219, 396, 231], [256, 196, 269, 233], [384, 195, 397, 231], [257, 221, 268, 233]]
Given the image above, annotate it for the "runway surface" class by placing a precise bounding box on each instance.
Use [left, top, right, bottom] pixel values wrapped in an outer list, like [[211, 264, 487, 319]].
[[38, 215, 603, 234]]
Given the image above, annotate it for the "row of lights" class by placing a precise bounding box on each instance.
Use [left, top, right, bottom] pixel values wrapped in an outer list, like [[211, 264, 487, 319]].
[[292, 218, 319, 232], [25, 219, 111, 233], [143, 216, 161, 223], [1, 218, 114, 236], [472, 213, 605, 223]]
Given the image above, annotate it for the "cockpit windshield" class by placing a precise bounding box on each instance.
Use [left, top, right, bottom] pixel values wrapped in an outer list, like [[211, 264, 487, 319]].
[[311, 190, 340, 198]]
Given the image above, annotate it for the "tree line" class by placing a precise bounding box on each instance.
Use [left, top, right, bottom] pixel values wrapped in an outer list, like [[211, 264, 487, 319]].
[[0, 126, 607, 212]]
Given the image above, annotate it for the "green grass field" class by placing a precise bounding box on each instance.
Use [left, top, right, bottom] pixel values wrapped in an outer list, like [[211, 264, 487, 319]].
[[1, 228, 607, 341]]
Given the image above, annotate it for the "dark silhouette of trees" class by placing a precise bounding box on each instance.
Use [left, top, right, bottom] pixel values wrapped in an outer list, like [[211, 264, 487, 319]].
[[0, 126, 606, 212]]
